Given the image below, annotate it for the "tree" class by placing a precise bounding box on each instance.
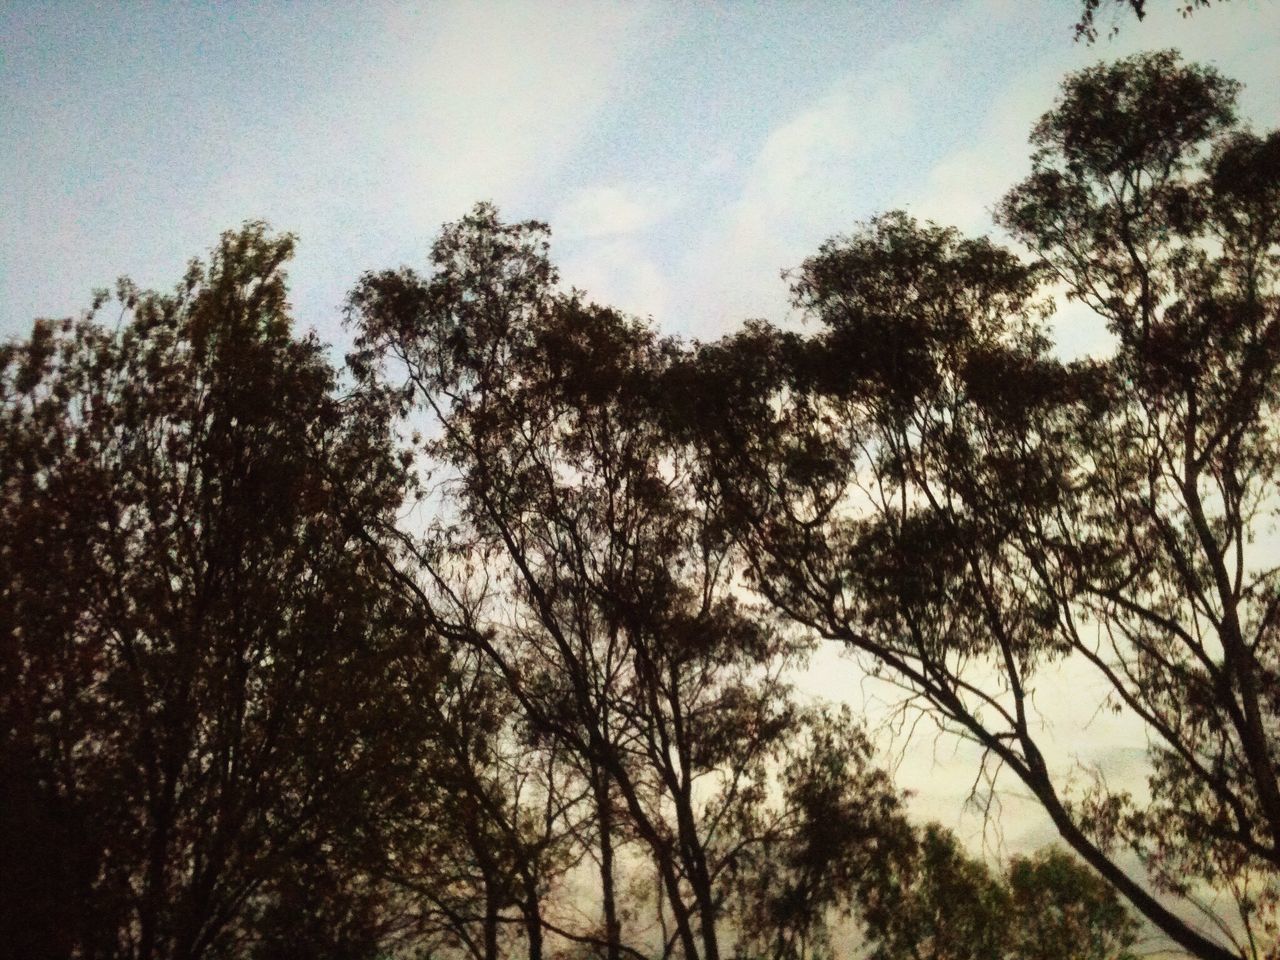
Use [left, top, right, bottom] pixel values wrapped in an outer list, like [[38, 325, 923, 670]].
[[379, 645, 586, 960], [1074, 0, 1225, 41], [347, 205, 909, 960], [725, 708, 917, 960], [995, 48, 1280, 955], [672, 51, 1279, 960], [0, 225, 429, 960], [863, 827, 1139, 960], [1005, 847, 1140, 960]]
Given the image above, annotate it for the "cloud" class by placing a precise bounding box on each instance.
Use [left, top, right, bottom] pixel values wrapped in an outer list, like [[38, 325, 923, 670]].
[[738, 70, 918, 235], [559, 237, 670, 321], [555, 184, 674, 239], [542, 64, 919, 336], [374, 2, 649, 222], [913, 116, 1029, 237], [665, 1, 1054, 337], [671, 46, 938, 337], [0, 1, 657, 342], [549, 182, 679, 320]]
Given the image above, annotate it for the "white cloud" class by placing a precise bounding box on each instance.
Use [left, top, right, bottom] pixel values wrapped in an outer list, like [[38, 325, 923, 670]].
[[549, 181, 679, 320], [555, 184, 675, 239], [742, 70, 918, 227], [673, 55, 931, 336], [560, 236, 670, 321], [366, 1, 651, 223], [913, 117, 1027, 238]]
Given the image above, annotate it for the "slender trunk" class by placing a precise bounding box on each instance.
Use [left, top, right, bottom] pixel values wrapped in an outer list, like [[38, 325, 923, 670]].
[[483, 881, 500, 960], [592, 762, 622, 960], [1029, 766, 1238, 960], [666, 663, 719, 960], [674, 793, 720, 960], [523, 876, 543, 960], [653, 844, 701, 960], [138, 785, 177, 960], [588, 726, 701, 960], [612, 768, 701, 960]]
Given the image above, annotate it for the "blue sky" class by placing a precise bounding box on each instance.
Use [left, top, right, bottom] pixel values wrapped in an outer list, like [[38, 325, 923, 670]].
[[5, 0, 1277, 351]]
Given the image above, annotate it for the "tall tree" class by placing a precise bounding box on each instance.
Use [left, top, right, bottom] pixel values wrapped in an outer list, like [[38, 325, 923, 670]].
[[379, 645, 585, 960], [724, 708, 917, 960], [347, 205, 906, 960], [0, 225, 428, 960], [997, 49, 1280, 956], [671, 51, 1279, 960]]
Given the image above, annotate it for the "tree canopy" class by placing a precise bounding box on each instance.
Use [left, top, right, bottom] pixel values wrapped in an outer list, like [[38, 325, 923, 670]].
[[0, 226, 432, 959], [671, 49, 1279, 960], [3, 40, 1276, 960]]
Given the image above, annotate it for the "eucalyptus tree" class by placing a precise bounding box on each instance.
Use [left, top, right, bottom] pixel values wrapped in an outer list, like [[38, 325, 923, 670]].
[[380, 645, 586, 960], [724, 708, 916, 960], [347, 206, 904, 960], [861, 827, 1139, 960], [671, 52, 1279, 960]]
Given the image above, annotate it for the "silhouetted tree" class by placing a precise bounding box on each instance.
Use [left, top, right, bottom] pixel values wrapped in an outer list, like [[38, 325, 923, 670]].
[[725, 708, 916, 960], [0, 225, 429, 960], [863, 827, 1139, 960], [1074, 0, 1225, 41], [670, 51, 1278, 960], [380, 645, 585, 960], [347, 206, 910, 960], [10, 44, 1265, 960]]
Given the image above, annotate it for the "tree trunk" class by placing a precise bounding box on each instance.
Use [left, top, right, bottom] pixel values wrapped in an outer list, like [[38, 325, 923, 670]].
[[484, 882, 500, 960], [523, 878, 543, 960], [593, 762, 622, 960]]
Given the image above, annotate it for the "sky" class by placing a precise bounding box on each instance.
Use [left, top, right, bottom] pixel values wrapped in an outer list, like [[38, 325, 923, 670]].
[[5, 0, 1278, 350], [4, 0, 1279, 856]]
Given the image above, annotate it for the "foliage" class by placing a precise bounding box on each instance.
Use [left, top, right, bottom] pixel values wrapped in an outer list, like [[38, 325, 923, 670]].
[[998, 50, 1280, 953], [1074, 0, 1225, 41], [726, 709, 915, 960], [0, 226, 428, 960], [864, 828, 1139, 960], [347, 205, 912, 960], [13, 42, 1267, 960], [672, 51, 1279, 960]]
